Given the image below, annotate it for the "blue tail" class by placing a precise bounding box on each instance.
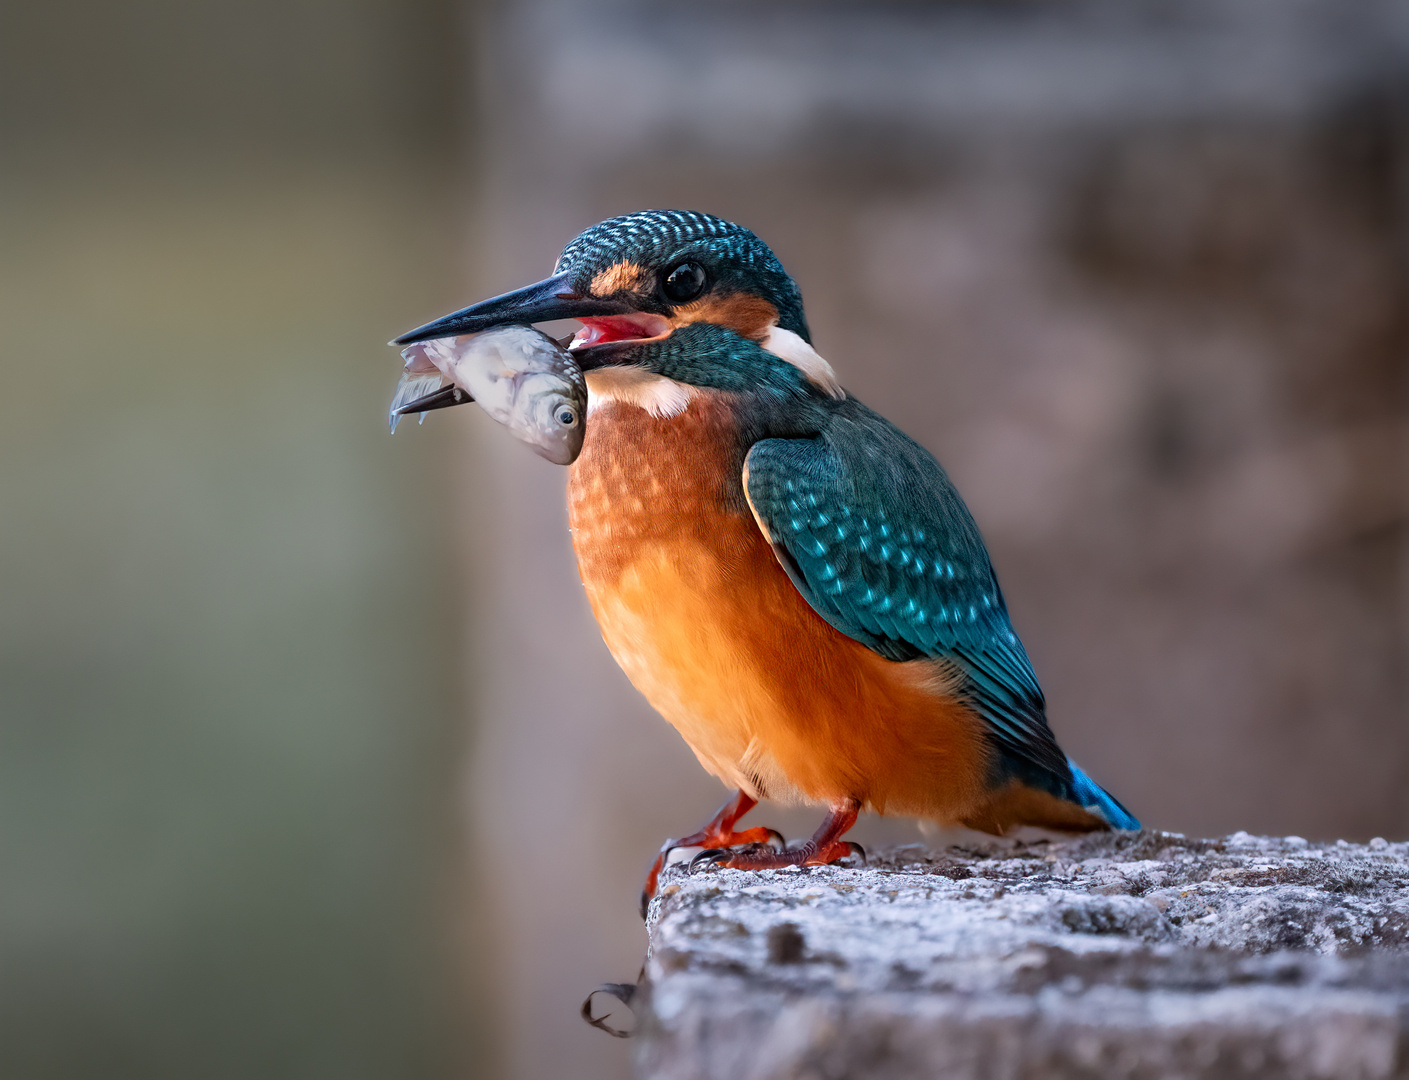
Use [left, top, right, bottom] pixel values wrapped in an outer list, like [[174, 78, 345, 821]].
[[1067, 758, 1140, 830]]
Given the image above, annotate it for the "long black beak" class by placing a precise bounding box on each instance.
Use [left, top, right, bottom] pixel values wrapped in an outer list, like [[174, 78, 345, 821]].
[[393, 383, 471, 416], [392, 272, 632, 346]]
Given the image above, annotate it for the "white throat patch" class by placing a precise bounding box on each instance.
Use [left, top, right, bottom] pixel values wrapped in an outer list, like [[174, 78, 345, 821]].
[[585, 366, 695, 419], [761, 326, 845, 400]]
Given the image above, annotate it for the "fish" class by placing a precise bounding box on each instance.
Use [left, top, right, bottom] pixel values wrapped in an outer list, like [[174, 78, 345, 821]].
[[389, 324, 587, 465]]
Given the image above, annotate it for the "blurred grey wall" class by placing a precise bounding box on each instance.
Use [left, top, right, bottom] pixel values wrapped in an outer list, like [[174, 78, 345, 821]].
[[0, 2, 487, 1078], [457, 3, 1409, 1079]]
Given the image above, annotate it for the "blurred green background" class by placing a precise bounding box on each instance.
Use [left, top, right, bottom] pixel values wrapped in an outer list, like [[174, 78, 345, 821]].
[[0, 2, 481, 1076]]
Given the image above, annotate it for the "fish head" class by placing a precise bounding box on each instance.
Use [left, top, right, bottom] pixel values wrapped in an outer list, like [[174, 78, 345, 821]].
[[442, 327, 587, 463], [512, 371, 586, 465], [391, 325, 587, 463]]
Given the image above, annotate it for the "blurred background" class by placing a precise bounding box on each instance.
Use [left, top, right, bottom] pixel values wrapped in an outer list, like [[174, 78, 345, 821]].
[[2, 1, 1406, 1079]]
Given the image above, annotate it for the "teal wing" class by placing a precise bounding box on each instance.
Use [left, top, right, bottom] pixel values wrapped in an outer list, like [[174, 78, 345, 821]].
[[743, 405, 1072, 788]]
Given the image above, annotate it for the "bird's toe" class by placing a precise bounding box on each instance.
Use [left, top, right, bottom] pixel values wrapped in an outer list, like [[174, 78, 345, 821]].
[[688, 847, 732, 873]]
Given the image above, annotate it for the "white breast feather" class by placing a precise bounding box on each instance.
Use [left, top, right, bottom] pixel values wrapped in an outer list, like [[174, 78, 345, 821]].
[[586, 366, 695, 418]]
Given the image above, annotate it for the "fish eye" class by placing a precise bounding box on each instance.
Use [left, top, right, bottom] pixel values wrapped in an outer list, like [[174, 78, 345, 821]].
[[662, 261, 707, 303], [556, 406, 579, 427]]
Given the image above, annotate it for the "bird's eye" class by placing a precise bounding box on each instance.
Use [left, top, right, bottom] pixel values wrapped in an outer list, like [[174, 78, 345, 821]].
[[556, 406, 579, 427], [662, 261, 707, 303]]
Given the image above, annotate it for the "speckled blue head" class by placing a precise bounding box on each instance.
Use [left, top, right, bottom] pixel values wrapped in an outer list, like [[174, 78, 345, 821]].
[[553, 210, 812, 344], [393, 210, 813, 380]]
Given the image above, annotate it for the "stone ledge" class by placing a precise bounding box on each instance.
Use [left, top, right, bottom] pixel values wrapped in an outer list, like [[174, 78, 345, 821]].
[[635, 832, 1409, 1080]]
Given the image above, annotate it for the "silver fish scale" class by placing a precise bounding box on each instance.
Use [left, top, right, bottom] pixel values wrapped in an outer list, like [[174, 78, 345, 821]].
[[390, 325, 587, 465]]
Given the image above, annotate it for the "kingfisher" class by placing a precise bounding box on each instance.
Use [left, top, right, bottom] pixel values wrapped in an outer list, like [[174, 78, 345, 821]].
[[395, 209, 1139, 915]]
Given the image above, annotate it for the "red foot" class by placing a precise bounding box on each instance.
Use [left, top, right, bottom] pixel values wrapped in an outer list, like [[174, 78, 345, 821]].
[[640, 790, 783, 918], [691, 800, 863, 873]]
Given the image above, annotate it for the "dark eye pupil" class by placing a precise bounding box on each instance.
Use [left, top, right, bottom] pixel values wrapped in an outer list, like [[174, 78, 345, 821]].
[[662, 261, 706, 303], [557, 408, 576, 425]]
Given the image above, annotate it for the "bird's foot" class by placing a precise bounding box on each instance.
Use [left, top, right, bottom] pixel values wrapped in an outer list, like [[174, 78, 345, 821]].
[[640, 790, 783, 918], [641, 827, 783, 917], [690, 838, 864, 873], [688, 799, 864, 875]]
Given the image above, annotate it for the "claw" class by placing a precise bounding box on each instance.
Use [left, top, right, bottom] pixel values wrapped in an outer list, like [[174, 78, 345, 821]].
[[677, 801, 863, 875], [689, 848, 731, 873], [638, 791, 795, 916]]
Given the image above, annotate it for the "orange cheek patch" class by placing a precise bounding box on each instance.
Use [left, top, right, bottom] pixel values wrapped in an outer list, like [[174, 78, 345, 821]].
[[590, 261, 647, 296], [672, 292, 778, 340]]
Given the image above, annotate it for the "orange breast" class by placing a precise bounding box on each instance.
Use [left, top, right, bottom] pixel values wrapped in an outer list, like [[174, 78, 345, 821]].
[[567, 386, 993, 821]]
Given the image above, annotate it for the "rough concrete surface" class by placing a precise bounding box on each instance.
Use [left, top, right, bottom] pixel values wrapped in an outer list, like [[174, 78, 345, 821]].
[[635, 832, 1409, 1080]]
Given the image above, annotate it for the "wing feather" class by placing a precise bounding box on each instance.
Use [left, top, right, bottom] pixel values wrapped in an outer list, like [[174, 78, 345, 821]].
[[743, 405, 1071, 786]]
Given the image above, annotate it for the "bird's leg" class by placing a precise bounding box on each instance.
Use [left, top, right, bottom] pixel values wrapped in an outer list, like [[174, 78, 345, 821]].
[[691, 799, 864, 873], [641, 790, 784, 917]]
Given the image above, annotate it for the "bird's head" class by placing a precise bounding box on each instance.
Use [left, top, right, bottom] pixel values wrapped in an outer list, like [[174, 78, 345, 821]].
[[394, 210, 812, 372]]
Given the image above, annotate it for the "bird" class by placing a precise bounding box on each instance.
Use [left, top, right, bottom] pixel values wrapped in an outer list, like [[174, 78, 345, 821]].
[[394, 209, 1139, 916]]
